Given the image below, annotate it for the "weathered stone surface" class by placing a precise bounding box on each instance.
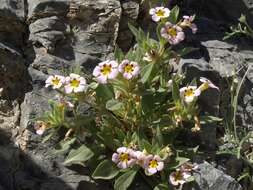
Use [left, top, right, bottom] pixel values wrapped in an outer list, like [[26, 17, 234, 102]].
[[0, 43, 29, 100], [117, 0, 140, 51], [27, 0, 69, 22], [69, 0, 121, 57], [0, 0, 251, 190], [29, 16, 67, 53], [182, 0, 253, 27], [17, 1, 122, 190], [184, 162, 242, 190]]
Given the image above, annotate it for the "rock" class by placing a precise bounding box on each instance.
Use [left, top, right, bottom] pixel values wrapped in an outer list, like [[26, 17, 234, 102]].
[[181, 0, 253, 27], [29, 16, 67, 53], [68, 0, 121, 58], [18, 1, 122, 190], [117, 0, 140, 51], [0, 43, 29, 100], [184, 162, 242, 190], [27, 0, 69, 23]]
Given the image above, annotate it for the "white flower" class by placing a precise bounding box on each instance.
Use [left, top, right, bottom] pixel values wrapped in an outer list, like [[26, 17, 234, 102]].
[[161, 22, 185, 45], [118, 59, 140, 80], [169, 169, 191, 186], [134, 151, 147, 168], [167, 79, 173, 91], [34, 121, 48, 136], [45, 75, 65, 89], [59, 97, 74, 108], [143, 50, 157, 62], [198, 77, 219, 92], [179, 86, 201, 104], [180, 15, 197, 34], [181, 162, 198, 172], [144, 155, 164, 175], [143, 52, 153, 62], [64, 73, 87, 94], [149, 7, 170, 22], [112, 147, 136, 169], [93, 60, 118, 84]]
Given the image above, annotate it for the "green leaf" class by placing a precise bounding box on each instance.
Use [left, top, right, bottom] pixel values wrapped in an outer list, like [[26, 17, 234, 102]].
[[96, 84, 114, 102], [172, 80, 180, 102], [114, 45, 125, 62], [168, 6, 179, 24], [141, 63, 154, 83], [88, 82, 99, 90], [170, 157, 189, 169], [52, 138, 76, 155], [186, 176, 195, 182], [92, 159, 120, 180], [64, 145, 94, 165], [152, 126, 163, 147], [177, 47, 199, 57], [128, 22, 146, 44], [106, 99, 124, 111], [114, 169, 138, 190], [199, 116, 223, 124], [42, 132, 54, 143], [154, 184, 169, 190]]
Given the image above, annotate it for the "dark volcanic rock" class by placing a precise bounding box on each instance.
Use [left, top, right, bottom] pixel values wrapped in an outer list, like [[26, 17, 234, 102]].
[[180, 0, 253, 27], [117, 0, 140, 51], [0, 0, 249, 190], [184, 162, 242, 190]]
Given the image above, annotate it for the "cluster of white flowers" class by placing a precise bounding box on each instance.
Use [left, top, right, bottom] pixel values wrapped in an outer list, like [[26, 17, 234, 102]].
[[149, 6, 197, 45], [45, 73, 87, 94], [112, 147, 198, 187], [93, 59, 140, 84], [112, 147, 164, 175]]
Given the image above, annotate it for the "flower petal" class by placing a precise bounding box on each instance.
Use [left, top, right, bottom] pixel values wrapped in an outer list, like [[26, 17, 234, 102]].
[[156, 161, 164, 171], [108, 69, 118, 79], [96, 75, 108, 84], [147, 167, 157, 175], [123, 72, 132, 80], [65, 85, 73, 94], [118, 161, 128, 169], [112, 153, 119, 163], [152, 15, 160, 22], [117, 147, 127, 153], [93, 66, 101, 77], [149, 8, 156, 15]]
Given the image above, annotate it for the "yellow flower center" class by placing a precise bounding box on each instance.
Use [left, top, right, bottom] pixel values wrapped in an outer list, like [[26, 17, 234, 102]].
[[184, 88, 194, 97], [174, 171, 183, 181], [149, 159, 158, 168], [124, 63, 134, 73], [52, 78, 60, 86], [199, 83, 209, 91], [101, 64, 112, 76], [156, 9, 165, 17], [182, 20, 191, 27], [119, 153, 129, 162], [167, 28, 177, 37], [70, 79, 80, 88]]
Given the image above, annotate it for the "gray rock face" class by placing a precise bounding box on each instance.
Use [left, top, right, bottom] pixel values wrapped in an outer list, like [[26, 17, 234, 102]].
[[184, 0, 253, 27], [117, 0, 140, 51], [0, 0, 248, 190], [184, 162, 242, 190]]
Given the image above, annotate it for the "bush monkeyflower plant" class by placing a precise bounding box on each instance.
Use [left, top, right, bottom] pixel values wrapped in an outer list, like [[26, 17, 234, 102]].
[[38, 5, 220, 190]]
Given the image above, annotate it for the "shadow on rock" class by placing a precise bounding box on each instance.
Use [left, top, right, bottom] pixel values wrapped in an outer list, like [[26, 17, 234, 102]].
[[0, 128, 74, 190]]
